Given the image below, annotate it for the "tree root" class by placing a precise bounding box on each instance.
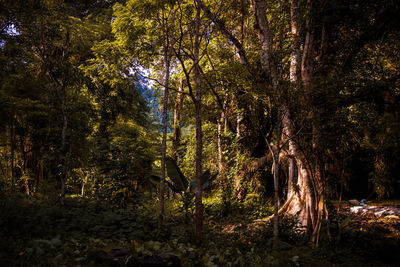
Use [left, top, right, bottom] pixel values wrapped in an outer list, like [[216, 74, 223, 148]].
[[253, 193, 295, 225]]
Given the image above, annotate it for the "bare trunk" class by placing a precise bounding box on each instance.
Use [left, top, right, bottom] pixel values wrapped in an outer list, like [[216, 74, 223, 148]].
[[172, 81, 184, 161], [158, 43, 171, 233], [200, 0, 326, 239], [269, 113, 282, 249], [81, 173, 87, 196], [217, 113, 224, 174], [194, 0, 203, 243], [290, 0, 301, 84], [287, 157, 295, 198], [254, 0, 325, 238], [301, 0, 314, 90], [81, 181, 85, 196], [60, 104, 68, 204], [10, 115, 15, 190], [281, 33, 326, 244], [287, 0, 300, 201], [254, 0, 278, 85], [234, 97, 243, 199], [218, 110, 231, 207], [236, 110, 241, 138], [273, 150, 280, 248], [280, 95, 320, 234], [301, 1, 327, 241]]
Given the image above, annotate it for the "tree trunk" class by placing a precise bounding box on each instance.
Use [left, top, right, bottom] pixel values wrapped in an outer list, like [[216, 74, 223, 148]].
[[81, 181, 85, 196], [287, 157, 295, 198], [217, 111, 226, 189], [10, 113, 15, 191], [60, 103, 68, 204], [272, 148, 280, 248], [158, 30, 171, 232], [194, 0, 203, 243], [267, 111, 282, 249], [217, 114, 223, 175], [218, 110, 231, 207], [234, 96, 243, 200], [200, 0, 326, 239], [290, 0, 301, 84], [254, 0, 325, 238], [172, 81, 184, 161], [287, 0, 300, 201], [302, 0, 327, 241]]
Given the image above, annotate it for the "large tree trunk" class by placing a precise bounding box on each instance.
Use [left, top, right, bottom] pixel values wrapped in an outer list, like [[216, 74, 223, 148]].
[[283, 0, 327, 240], [200, 0, 326, 239], [287, 0, 300, 200], [254, 0, 325, 238]]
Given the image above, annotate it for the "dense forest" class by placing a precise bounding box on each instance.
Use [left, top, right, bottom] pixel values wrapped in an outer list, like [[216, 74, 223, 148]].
[[1, 0, 399, 266]]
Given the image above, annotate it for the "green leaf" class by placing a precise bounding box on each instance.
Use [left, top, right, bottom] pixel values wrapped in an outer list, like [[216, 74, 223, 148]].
[[165, 157, 188, 192]]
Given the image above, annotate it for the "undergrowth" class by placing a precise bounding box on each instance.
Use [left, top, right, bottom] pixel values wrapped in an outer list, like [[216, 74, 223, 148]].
[[0, 192, 399, 266]]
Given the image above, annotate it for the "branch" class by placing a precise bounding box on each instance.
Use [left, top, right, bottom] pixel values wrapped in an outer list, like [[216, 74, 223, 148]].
[[198, 65, 226, 115], [198, 0, 260, 80], [173, 47, 196, 102], [136, 72, 191, 97]]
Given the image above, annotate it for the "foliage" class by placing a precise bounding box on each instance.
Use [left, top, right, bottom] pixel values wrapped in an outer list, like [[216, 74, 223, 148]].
[[1, 193, 399, 266], [165, 156, 217, 220], [0, 0, 400, 264]]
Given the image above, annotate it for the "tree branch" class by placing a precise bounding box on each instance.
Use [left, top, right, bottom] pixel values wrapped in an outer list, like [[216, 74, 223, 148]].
[[198, 0, 260, 80], [136, 71, 191, 97]]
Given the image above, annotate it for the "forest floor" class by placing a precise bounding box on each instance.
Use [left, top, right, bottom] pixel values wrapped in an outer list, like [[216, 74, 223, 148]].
[[0, 193, 400, 266]]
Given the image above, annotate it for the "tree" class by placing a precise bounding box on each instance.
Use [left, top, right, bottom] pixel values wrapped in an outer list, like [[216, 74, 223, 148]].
[[0, 0, 156, 200]]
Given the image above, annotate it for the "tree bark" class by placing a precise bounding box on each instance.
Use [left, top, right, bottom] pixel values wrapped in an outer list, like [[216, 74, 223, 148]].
[[217, 111, 225, 175], [200, 0, 326, 239], [254, 0, 325, 237], [290, 0, 301, 84], [60, 98, 68, 204], [81, 179, 85, 196], [266, 110, 282, 249], [194, 0, 203, 243], [287, 157, 295, 198], [172, 81, 184, 161], [158, 4, 172, 231], [10, 111, 15, 191], [287, 0, 300, 200], [272, 147, 280, 248], [158, 55, 170, 232]]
